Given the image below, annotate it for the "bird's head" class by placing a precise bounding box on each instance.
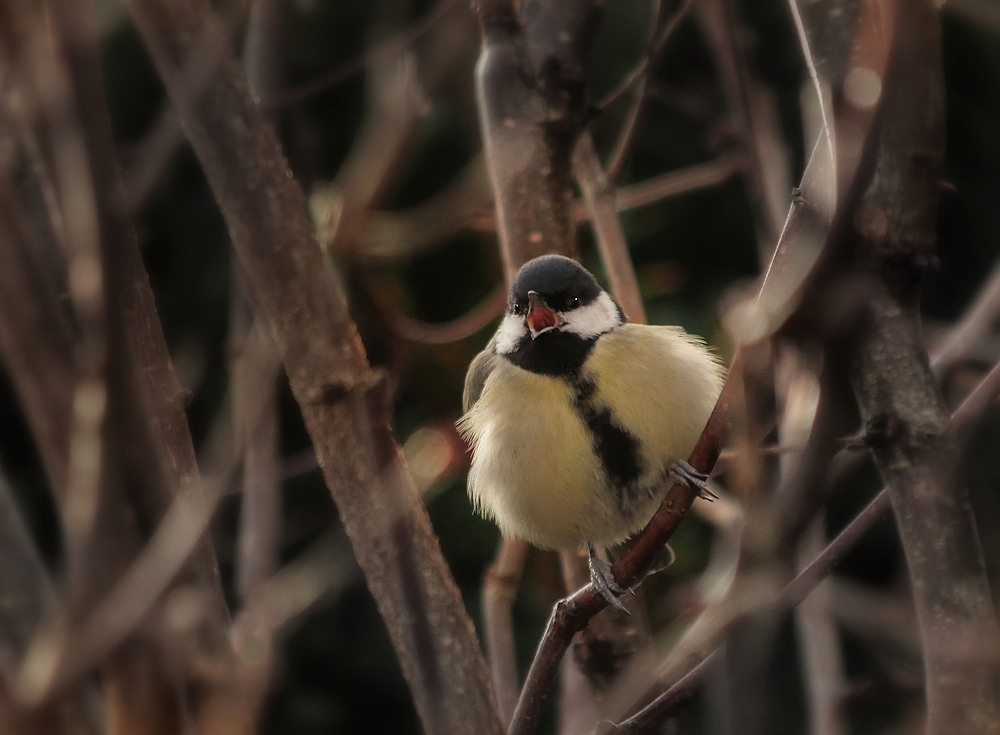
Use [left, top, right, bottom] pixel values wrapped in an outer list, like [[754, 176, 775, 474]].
[[495, 255, 625, 357]]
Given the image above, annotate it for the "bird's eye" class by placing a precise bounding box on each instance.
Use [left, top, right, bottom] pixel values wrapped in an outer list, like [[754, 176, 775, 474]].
[[511, 300, 524, 315], [567, 296, 580, 309]]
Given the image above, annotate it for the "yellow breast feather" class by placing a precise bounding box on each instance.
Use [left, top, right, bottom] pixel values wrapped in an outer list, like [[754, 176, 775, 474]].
[[582, 324, 724, 472], [457, 360, 615, 549]]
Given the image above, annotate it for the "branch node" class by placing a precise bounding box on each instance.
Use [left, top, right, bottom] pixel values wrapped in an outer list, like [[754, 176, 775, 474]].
[[307, 370, 386, 406], [862, 412, 905, 450]]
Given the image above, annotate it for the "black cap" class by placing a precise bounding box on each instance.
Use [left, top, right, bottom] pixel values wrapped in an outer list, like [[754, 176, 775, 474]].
[[510, 255, 602, 311]]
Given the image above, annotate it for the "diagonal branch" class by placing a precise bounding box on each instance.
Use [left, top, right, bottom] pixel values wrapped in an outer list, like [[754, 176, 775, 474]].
[[122, 1, 503, 733], [609, 352, 1000, 733], [573, 133, 646, 324]]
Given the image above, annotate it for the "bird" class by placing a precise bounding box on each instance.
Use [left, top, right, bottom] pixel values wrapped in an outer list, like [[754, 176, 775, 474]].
[[457, 255, 724, 610]]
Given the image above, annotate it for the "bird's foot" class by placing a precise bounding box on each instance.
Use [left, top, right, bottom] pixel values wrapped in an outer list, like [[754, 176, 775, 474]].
[[669, 459, 716, 501], [588, 546, 630, 614]]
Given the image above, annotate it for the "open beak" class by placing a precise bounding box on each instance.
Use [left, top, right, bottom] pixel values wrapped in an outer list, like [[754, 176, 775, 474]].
[[526, 291, 563, 338]]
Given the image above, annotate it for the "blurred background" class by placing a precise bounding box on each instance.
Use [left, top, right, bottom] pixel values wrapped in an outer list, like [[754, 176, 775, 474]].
[[2, 0, 999, 733]]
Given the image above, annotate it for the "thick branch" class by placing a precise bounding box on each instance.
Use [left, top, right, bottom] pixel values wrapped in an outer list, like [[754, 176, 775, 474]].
[[846, 3, 1000, 730], [123, 1, 502, 733], [473, 0, 601, 277]]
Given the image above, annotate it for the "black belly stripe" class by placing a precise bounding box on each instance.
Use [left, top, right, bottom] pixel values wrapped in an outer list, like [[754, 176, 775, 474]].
[[573, 379, 643, 492]]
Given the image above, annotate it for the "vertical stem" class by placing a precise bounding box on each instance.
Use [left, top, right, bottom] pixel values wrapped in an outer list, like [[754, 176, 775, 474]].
[[234, 0, 283, 606], [847, 2, 1000, 731], [573, 134, 647, 324], [482, 538, 529, 724], [473, 0, 600, 277], [794, 514, 847, 735]]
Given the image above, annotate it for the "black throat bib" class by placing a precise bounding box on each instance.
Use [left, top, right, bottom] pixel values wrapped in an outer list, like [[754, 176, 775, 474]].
[[502, 330, 598, 378]]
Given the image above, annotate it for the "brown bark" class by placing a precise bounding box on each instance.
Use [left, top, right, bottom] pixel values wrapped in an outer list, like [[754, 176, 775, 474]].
[[846, 3, 1000, 730], [123, 1, 503, 732]]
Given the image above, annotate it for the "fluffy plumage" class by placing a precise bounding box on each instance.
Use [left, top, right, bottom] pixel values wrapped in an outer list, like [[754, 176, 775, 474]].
[[458, 255, 724, 551]]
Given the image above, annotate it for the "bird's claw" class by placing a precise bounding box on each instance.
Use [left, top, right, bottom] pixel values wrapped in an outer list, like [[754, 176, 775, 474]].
[[588, 548, 630, 614], [670, 459, 716, 501]]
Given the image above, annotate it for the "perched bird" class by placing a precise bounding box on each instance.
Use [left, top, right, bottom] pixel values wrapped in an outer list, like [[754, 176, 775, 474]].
[[458, 255, 724, 608]]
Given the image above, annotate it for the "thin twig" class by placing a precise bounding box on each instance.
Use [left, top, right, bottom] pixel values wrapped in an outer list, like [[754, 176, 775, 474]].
[[340, 154, 741, 266], [694, 0, 788, 251], [483, 538, 529, 725], [386, 283, 507, 345], [215, 531, 357, 730], [597, 0, 698, 113], [610, 488, 891, 733], [574, 133, 647, 324], [234, 0, 284, 607], [603, 155, 742, 214], [118, 0, 254, 216], [793, 515, 849, 735], [930, 259, 1000, 376], [0, 167, 79, 499], [318, 0, 472, 259], [261, 0, 460, 110], [603, 0, 712, 181], [17, 467, 231, 703]]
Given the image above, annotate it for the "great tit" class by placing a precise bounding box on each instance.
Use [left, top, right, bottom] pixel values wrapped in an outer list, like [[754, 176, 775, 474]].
[[458, 255, 724, 609]]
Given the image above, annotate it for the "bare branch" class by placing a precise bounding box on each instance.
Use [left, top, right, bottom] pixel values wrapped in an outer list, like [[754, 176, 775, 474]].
[[604, 0, 695, 181], [233, 0, 284, 606], [231, 299, 282, 604], [0, 163, 78, 499], [0, 474, 104, 735], [328, 154, 741, 268], [206, 531, 358, 730], [608, 155, 742, 214], [261, 0, 461, 110], [845, 1, 1000, 728], [605, 350, 1000, 733], [372, 279, 507, 345], [573, 133, 646, 324], [597, 0, 697, 114], [794, 515, 848, 735], [482, 538, 529, 725], [695, 0, 790, 252], [473, 0, 599, 277], [930, 259, 1000, 376], [509, 0, 917, 725], [122, 1, 503, 732], [317, 0, 475, 257]]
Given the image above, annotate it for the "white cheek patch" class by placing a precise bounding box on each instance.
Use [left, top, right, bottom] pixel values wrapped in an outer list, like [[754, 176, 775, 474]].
[[495, 312, 527, 354], [562, 291, 623, 339]]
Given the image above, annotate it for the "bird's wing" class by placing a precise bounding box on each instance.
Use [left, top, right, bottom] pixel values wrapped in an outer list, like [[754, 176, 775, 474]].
[[462, 337, 500, 412]]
